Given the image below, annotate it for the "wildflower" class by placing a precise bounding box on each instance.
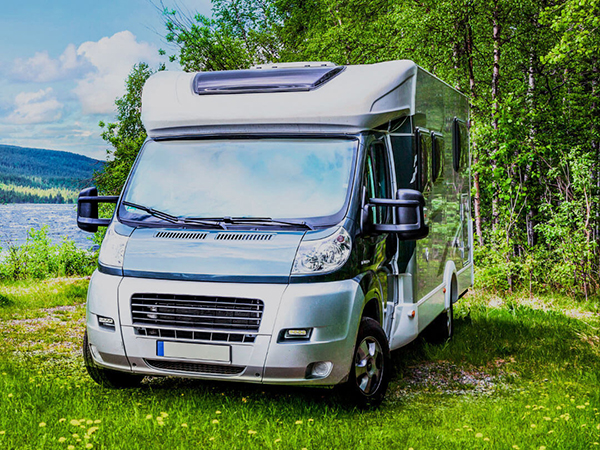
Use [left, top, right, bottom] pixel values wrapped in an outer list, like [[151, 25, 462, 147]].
[[216, 411, 222, 415], [512, 446, 520, 450], [274, 438, 281, 443], [295, 420, 303, 425], [145, 415, 152, 420], [212, 420, 219, 424], [543, 417, 551, 421], [597, 424, 600, 430], [577, 405, 585, 409], [539, 447, 546, 450], [68, 446, 75, 450], [248, 430, 257, 435], [59, 418, 66, 423], [484, 438, 490, 441], [58, 437, 66, 443], [70, 420, 80, 426], [0, 431, 6, 435], [86, 420, 93, 425], [86, 444, 93, 449], [39, 422, 46, 427], [7, 394, 12, 398], [181, 423, 188, 428], [475, 433, 483, 438], [209, 437, 215, 441], [72, 434, 79, 439], [530, 424, 536, 428], [93, 420, 101, 424], [87, 427, 99, 435], [308, 418, 314, 422], [160, 412, 168, 418], [242, 398, 247, 403], [548, 430, 554, 434]]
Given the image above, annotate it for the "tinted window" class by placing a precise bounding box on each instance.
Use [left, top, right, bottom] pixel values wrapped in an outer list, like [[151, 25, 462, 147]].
[[417, 131, 432, 192], [432, 134, 443, 183], [453, 118, 469, 172], [390, 135, 417, 190], [365, 141, 391, 224]]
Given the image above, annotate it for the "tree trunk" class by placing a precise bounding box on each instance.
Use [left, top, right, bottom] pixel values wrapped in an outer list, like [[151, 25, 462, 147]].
[[491, 0, 501, 232]]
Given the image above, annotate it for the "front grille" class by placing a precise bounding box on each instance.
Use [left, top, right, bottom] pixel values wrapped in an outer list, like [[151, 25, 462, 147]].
[[131, 293, 264, 333], [135, 327, 256, 343], [145, 359, 245, 375]]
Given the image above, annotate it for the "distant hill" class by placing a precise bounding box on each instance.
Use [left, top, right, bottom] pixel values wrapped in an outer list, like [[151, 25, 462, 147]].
[[0, 144, 103, 204]]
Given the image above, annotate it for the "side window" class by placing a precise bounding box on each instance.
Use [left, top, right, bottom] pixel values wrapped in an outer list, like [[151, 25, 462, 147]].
[[390, 135, 417, 190], [432, 134, 443, 183], [365, 141, 391, 224], [416, 130, 432, 192], [453, 118, 469, 172]]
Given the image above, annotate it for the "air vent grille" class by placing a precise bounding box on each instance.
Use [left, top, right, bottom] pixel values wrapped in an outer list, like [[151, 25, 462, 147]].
[[215, 233, 273, 241], [131, 293, 264, 333], [154, 231, 208, 240], [145, 359, 245, 375], [135, 327, 256, 343]]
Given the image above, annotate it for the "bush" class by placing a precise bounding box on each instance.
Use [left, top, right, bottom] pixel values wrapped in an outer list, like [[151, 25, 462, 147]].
[[0, 226, 97, 281]]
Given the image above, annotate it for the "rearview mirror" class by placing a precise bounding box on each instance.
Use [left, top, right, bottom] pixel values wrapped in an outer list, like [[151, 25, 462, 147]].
[[77, 187, 119, 233], [368, 189, 429, 240]]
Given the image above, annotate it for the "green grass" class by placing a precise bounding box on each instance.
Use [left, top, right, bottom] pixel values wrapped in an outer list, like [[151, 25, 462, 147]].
[[1, 279, 599, 449]]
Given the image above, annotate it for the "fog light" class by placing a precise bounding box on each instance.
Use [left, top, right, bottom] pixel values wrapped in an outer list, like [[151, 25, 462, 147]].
[[307, 361, 333, 379], [279, 328, 313, 342], [97, 315, 115, 331]]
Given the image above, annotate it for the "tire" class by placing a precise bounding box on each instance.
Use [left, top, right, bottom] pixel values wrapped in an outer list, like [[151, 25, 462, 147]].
[[427, 300, 453, 343], [344, 317, 391, 409], [83, 330, 145, 388]]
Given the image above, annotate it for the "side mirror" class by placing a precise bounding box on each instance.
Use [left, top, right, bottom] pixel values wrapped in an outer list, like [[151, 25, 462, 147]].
[[77, 187, 119, 233], [368, 189, 429, 240]]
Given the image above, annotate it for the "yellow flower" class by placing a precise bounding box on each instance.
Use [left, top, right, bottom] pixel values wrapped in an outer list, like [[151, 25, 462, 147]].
[[145, 415, 152, 420], [181, 423, 188, 428], [512, 446, 520, 450], [248, 430, 257, 435], [86, 420, 93, 425], [0, 431, 5, 435], [543, 417, 551, 421], [72, 434, 79, 439], [475, 433, 483, 438], [484, 438, 490, 442], [548, 430, 554, 434], [58, 437, 66, 443], [39, 422, 46, 427], [577, 405, 586, 409], [86, 444, 93, 449], [274, 438, 281, 443], [160, 412, 168, 418], [59, 418, 66, 423], [70, 420, 80, 426], [212, 419, 219, 424], [539, 447, 546, 450], [93, 420, 101, 424], [209, 437, 215, 441], [295, 420, 303, 425], [530, 424, 536, 428], [7, 394, 13, 398], [216, 411, 222, 415], [87, 427, 99, 435], [68, 446, 75, 450]]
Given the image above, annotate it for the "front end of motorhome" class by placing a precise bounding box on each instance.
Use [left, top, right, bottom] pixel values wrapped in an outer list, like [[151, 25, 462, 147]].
[[78, 60, 473, 407]]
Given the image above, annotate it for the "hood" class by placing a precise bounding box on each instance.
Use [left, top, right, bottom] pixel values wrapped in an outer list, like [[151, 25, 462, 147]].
[[122, 228, 305, 283]]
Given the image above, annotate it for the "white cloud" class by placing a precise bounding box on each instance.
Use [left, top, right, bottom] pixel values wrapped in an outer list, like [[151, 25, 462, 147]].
[[7, 88, 63, 124], [11, 45, 92, 82], [73, 31, 162, 114]]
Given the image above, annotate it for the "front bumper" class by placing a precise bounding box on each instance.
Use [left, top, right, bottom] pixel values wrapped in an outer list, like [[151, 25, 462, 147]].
[[86, 271, 364, 385]]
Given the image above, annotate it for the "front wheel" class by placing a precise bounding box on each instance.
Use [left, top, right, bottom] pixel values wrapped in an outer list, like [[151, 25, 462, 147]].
[[83, 330, 145, 388], [344, 317, 391, 409]]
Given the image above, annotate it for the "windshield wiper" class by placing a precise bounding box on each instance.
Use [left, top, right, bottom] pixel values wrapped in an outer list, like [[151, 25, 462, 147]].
[[219, 216, 315, 230], [122, 201, 226, 229]]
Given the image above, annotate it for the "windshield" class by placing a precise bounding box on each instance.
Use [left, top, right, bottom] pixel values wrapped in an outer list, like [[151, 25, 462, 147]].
[[119, 138, 357, 225]]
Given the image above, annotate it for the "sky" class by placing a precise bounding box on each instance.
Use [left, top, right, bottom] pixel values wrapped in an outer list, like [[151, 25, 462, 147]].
[[0, 0, 212, 160]]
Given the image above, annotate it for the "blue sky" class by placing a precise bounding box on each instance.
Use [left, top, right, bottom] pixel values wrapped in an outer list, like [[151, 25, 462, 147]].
[[0, 0, 212, 160]]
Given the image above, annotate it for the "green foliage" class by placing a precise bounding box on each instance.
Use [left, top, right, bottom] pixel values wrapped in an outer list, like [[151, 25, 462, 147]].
[[94, 63, 155, 196], [0, 144, 100, 204], [0, 227, 96, 281]]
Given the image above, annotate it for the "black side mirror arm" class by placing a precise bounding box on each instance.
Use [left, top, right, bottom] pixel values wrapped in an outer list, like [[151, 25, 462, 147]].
[[77, 187, 119, 233]]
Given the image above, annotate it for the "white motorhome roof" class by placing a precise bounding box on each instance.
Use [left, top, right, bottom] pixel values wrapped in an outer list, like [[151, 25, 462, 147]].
[[141, 60, 420, 137]]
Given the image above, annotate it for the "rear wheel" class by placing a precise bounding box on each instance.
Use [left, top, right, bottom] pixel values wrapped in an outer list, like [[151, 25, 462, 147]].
[[83, 330, 145, 388], [344, 317, 391, 409], [427, 300, 453, 343]]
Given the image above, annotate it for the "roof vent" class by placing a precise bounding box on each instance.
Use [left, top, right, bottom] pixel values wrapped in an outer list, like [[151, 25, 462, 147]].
[[251, 61, 337, 69], [192, 66, 345, 95]]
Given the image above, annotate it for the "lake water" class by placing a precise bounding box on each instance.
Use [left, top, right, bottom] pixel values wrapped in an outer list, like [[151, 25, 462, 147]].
[[0, 204, 96, 251]]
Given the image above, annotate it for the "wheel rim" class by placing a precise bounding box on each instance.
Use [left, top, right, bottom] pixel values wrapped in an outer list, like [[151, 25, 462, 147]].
[[354, 337, 384, 395]]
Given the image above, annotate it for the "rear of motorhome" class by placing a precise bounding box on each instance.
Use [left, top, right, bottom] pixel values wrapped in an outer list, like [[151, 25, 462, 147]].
[[77, 60, 473, 407]]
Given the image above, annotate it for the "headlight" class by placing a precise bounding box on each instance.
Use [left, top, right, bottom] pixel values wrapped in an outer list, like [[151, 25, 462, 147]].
[[292, 227, 352, 275], [98, 222, 128, 268]]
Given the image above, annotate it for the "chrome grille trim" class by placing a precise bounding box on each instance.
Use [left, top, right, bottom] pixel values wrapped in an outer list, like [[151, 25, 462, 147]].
[[145, 359, 245, 375], [135, 327, 256, 343], [131, 293, 264, 333]]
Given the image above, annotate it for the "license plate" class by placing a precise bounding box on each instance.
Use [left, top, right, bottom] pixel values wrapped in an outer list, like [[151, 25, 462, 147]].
[[156, 341, 230, 362]]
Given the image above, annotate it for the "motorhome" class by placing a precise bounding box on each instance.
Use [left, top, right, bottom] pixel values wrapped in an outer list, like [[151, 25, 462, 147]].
[[77, 60, 473, 407]]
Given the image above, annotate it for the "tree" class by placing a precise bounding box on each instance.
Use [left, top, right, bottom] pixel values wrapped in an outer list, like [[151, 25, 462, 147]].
[[94, 63, 155, 195]]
